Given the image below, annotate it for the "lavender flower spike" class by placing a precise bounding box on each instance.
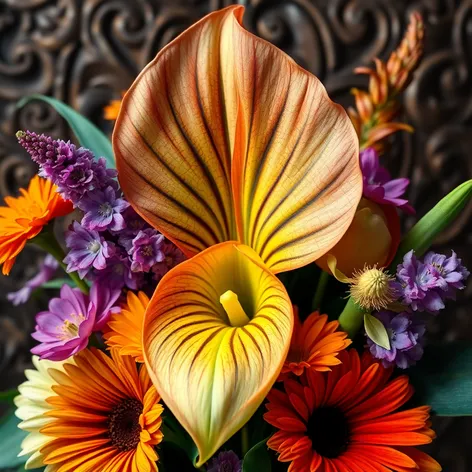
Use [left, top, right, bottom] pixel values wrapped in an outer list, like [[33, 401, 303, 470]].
[[367, 311, 426, 369], [360, 147, 415, 214], [129, 229, 165, 272], [16, 130, 118, 205], [79, 186, 129, 232], [7, 255, 58, 306], [208, 451, 242, 472], [64, 221, 112, 278], [31, 282, 120, 361]]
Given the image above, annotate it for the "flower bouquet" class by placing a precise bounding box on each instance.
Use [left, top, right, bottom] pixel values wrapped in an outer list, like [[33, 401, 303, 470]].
[[1, 6, 471, 472]]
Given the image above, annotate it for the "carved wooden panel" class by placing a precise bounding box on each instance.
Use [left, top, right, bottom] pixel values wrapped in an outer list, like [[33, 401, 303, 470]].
[[0, 0, 471, 468]]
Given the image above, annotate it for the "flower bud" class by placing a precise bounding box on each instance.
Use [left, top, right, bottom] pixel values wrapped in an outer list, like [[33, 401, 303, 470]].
[[317, 198, 400, 277]]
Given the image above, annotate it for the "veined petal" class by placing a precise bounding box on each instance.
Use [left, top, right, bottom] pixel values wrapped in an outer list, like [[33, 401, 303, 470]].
[[230, 17, 360, 273], [142, 242, 293, 465], [114, 6, 361, 269], [114, 7, 239, 256]]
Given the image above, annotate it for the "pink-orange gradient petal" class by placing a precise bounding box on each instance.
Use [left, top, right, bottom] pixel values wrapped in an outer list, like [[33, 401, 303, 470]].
[[114, 5, 362, 273]]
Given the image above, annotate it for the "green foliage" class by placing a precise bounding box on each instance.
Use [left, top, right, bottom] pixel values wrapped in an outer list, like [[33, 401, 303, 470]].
[[0, 389, 18, 405], [0, 411, 27, 469], [364, 313, 390, 350], [391, 179, 472, 267], [161, 415, 198, 466], [40, 278, 75, 289], [17, 95, 115, 169], [243, 438, 272, 472], [408, 342, 472, 416]]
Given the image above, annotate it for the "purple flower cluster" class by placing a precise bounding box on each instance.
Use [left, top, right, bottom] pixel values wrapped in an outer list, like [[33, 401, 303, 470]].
[[360, 148, 414, 214], [397, 250, 470, 314], [367, 249, 469, 368], [17, 131, 117, 203], [18, 131, 186, 288], [31, 282, 120, 361], [367, 311, 425, 369], [7, 255, 58, 305], [207, 451, 242, 472]]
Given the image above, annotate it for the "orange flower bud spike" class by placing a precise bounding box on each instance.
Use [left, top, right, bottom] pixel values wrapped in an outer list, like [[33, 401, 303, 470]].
[[349, 12, 425, 153]]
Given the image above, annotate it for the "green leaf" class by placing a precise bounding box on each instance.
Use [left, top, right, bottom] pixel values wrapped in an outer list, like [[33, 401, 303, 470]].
[[41, 278, 75, 289], [0, 389, 18, 404], [243, 438, 272, 472], [391, 179, 472, 267], [409, 342, 472, 416], [161, 415, 198, 466], [17, 95, 115, 169], [0, 411, 28, 469], [364, 313, 390, 350]]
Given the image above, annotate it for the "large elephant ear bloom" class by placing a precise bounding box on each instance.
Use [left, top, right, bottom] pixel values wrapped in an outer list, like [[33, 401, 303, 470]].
[[114, 5, 361, 465]]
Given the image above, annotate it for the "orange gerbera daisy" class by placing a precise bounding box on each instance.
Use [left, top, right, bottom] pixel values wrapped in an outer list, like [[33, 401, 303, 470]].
[[280, 308, 351, 378], [16, 348, 164, 472], [0, 175, 73, 275], [104, 291, 149, 362], [264, 349, 441, 472]]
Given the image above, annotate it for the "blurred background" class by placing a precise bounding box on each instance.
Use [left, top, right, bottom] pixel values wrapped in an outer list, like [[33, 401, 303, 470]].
[[0, 0, 471, 470]]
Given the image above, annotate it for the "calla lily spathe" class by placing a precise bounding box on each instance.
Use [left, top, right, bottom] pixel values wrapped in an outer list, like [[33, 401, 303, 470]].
[[114, 5, 362, 465]]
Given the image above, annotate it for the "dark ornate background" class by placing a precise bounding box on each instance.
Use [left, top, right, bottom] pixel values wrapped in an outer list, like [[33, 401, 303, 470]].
[[0, 0, 471, 470]]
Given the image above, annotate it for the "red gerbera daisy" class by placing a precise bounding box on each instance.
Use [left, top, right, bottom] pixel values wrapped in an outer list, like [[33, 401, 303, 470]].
[[264, 349, 441, 472]]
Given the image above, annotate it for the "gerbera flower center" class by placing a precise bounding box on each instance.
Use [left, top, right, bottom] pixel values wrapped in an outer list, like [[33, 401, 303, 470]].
[[108, 398, 143, 452], [307, 406, 350, 458], [349, 266, 397, 310]]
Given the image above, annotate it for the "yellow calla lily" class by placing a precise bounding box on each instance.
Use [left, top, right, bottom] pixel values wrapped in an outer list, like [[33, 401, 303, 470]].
[[143, 242, 293, 464], [113, 4, 362, 464]]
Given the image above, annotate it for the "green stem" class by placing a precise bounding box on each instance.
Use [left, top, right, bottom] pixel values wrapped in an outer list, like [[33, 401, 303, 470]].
[[31, 224, 89, 293], [312, 271, 330, 311], [338, 297, 366, 339], [241, 425, 250, 457]]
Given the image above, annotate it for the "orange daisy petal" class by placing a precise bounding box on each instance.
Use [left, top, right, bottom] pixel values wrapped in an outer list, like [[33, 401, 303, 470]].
[[281, 309, 351, 378], [104, 291, 149, 363]]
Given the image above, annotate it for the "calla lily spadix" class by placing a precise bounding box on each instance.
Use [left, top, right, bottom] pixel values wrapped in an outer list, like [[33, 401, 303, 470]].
[[113, 4, 362, 466]]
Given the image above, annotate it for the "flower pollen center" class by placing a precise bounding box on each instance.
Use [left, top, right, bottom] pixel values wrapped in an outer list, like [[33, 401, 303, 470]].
[[59, 313, 85, 340], [108, 398, 143, 452], [350, 266, 396, 311], [432, 262, 445, 275], [307, 406, 350, 459], [141, 244, 154, 257], [98, 202, 113, 217], [87, 240, 101, 253], [62, 320, 79, 338]]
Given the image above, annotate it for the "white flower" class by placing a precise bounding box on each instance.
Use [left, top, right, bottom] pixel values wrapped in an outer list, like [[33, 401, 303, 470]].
[[14, 356, 73, 470]]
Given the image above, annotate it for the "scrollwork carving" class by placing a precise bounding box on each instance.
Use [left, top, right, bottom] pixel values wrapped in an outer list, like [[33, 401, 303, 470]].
[[0, 1, 471, 463]]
